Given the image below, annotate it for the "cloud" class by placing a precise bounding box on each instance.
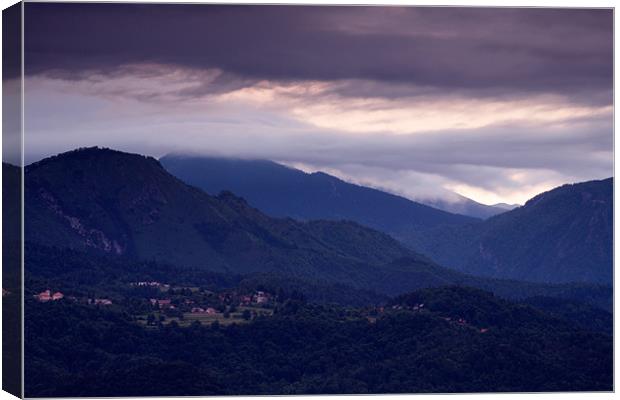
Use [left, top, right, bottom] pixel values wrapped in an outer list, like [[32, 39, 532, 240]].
[[3, 79, 22, 166], [24, 5, 612, 106], [23, 63, 613, 204], [28, 64, 612, 135], [285, 162, 575, 207], [20, 5, 613, 205]]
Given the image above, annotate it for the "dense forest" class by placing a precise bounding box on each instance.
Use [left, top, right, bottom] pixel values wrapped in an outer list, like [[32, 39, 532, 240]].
[[25, 286, 612, 397], [23, 244, 614, 396], [25, 243, 614, 311]]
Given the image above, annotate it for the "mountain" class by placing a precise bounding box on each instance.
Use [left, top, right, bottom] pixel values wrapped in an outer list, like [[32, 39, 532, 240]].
[[411, 178, 613, 284], [420, 194, 511, 219], [159, 155, 612, 285], [159, 155, 479, 241], [25, 148, 417, 290], [22, 149, 613, 396], [160, 155, 505, 220], [24, 148, 611, 307], [492, 202, 520, 210]]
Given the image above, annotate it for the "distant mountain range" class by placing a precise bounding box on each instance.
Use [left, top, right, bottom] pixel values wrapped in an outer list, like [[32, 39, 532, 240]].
[[491, 202, 521, 210], [159, 155, 479, 246], [161, 155, 509, 220], [415, 195, 516, 219], [20, 148, 612, 304], [160, 154, 612, 285]]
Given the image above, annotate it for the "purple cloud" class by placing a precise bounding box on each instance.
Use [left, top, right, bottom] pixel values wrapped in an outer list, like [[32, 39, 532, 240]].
[[24, 4, 612, 105]]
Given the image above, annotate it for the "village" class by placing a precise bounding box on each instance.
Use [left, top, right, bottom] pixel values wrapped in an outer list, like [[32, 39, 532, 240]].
[[136, 282, 277, 327], [33, 282, 491, 333], [34, 289, 114, 305], [33, 281, 277, 328]]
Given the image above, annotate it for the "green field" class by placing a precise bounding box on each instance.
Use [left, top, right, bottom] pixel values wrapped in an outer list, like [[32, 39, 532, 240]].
[[136, 306, 274, 327]]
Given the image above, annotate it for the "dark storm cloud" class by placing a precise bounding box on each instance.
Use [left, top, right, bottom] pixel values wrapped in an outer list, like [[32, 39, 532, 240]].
[[24, 4, 612, 103], [21, 3, 614, 204]]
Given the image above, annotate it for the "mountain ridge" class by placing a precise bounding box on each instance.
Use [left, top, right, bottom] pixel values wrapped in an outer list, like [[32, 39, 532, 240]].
[[160, 154, 511, 219], [159, 153, 613, 285], [159, 154, 481, 246], [410, 177, 613, 284], [25, 147, 411, 271], [22, 147, 466, 298], [22, 147, 612, 304]]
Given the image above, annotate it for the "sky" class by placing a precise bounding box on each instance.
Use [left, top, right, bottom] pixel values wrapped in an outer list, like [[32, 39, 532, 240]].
[[19, 4, 613, 205]]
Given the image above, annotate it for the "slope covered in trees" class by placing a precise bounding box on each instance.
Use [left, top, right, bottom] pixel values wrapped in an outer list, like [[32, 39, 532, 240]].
[[411, 178, 613, 284], [25, 286, 612, 397], [160, 154, 479, 237]]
